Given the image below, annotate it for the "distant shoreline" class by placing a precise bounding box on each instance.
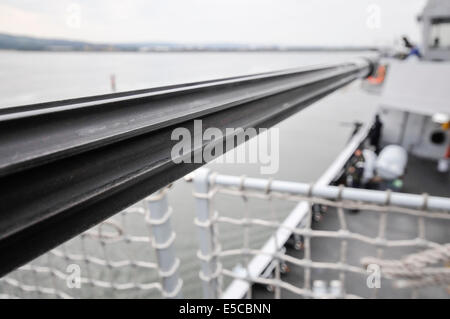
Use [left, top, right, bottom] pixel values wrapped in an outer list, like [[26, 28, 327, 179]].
[[0, 47, 379, 53], [0, 32, 379, 53]]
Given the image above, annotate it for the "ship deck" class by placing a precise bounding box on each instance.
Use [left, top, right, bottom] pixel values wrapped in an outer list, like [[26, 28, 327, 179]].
[[252, 155, 450, 298]]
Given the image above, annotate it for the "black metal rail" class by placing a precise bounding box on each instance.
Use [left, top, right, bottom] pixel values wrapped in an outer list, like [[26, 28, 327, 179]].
[[0, 58, 375, 276]]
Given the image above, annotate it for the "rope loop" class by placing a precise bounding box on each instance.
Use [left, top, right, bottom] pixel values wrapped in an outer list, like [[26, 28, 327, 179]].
[[337, 184, 344, 201], [307, 183, 315, 198], [421, 193, 429, 211], [384, 189, 392, 206], [265, 178, 273, 195]]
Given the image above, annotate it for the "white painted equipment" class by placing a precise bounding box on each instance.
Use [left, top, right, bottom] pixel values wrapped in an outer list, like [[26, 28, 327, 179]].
[[376, 145, 408, 180], [437, 158, 449, 173], [312, 281, 327, 298], [378, 0, 450, 162]]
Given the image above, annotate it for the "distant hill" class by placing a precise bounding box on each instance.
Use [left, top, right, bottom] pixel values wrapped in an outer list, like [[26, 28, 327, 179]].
[[0, 33, 378, 52], [0, 33, 137, 51]]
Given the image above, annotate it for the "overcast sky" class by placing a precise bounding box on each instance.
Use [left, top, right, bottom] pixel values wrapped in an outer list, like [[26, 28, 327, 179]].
[[0, 0, 427, 46]]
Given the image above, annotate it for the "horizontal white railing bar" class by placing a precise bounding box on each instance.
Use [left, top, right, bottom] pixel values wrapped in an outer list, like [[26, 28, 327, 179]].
[[212, 176, 450, 211]]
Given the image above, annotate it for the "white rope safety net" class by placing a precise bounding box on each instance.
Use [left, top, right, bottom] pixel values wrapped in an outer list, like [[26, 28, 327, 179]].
[[0, 186, 182, 299], [193, 172, 450, 299], [0, 172, 449, 299]]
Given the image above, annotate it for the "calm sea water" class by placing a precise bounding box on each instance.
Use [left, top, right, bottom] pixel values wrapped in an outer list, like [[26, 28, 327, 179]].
[[0, 50, 378, 298]]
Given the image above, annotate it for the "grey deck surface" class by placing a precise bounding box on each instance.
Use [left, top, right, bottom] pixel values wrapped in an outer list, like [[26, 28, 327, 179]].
[[252, 155, 450, 299]]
